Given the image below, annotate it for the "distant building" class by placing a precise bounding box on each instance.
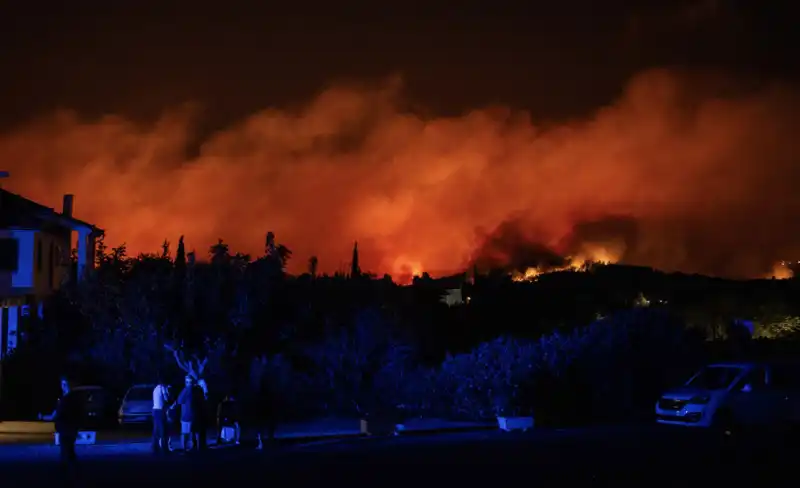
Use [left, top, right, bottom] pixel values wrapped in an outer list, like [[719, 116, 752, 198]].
[[0, 189, 102, 359], [440, 288, 467, 307]]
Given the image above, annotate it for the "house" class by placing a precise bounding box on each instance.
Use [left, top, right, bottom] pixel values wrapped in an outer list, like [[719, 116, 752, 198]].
[[0, 188, 102, 359]]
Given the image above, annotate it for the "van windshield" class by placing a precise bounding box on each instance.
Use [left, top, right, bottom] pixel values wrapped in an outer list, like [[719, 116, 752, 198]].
[[686, 366, 743, 390]]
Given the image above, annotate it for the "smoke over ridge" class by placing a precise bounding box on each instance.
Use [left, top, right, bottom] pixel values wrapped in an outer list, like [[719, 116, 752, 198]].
[[2, 68, 799, 279]]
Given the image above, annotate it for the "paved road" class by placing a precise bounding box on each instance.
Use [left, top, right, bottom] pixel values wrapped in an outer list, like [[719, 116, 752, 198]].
[[0, 425, 796, 486]]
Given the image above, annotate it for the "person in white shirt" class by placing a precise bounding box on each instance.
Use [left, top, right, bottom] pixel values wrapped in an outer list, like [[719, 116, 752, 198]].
[[152, 374, 171, 454]]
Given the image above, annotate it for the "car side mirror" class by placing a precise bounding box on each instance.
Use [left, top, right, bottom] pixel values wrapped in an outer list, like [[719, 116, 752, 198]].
[[741, 383, 753, 393]]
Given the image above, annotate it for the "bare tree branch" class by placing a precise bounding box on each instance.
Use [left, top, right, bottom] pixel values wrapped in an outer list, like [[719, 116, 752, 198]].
[[192, 354, 208, 377], [164, 344, 209, 382], [164, 344, 191, 375]]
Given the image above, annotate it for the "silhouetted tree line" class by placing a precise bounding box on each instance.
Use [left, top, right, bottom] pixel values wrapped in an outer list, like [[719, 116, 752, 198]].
[[4, 234, 800, 425]]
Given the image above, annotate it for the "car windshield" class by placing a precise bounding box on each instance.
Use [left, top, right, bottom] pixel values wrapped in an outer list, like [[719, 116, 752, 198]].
[[126, 387, 152, 402], [686, 366, 743, 390]]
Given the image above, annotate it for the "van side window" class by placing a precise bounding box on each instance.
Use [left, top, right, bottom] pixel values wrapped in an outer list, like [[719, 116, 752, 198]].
[[769, 365, 800, 391], [734, 367, 767, 391]]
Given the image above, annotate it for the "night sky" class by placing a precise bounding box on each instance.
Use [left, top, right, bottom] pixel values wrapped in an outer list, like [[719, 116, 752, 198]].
[[2, 1, 796, 127], [1, 1, 799, 280]]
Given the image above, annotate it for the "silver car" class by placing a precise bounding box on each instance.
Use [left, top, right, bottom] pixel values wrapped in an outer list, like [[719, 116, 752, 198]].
[[655, 361, 800, 434], [118, 384, 155, 425]]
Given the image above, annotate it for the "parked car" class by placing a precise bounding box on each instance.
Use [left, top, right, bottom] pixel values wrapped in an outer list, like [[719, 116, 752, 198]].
[[118, 384, 155, 426], [71, 385, 118, 429], [655, 361, 800, 435]]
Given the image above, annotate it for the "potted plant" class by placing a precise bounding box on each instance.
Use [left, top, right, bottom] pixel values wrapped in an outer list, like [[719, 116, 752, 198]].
[[492, 388, 534, 432], [359, 403, 406, 437], [440, 337, 538, 429]]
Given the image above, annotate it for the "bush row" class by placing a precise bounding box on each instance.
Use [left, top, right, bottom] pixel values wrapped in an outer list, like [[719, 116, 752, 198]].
[[1, 306, 707, 424], [253, 307, 706, 425]]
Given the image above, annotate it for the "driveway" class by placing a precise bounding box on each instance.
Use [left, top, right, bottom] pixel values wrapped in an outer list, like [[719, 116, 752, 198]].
[[0, 425, 795, 486]]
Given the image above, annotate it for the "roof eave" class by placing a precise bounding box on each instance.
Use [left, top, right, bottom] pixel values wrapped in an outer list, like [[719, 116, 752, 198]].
[[39, 212, 102, 234]]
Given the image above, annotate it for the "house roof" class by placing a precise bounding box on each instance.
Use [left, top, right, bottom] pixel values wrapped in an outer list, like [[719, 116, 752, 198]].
[[0, 188, 103, 233]]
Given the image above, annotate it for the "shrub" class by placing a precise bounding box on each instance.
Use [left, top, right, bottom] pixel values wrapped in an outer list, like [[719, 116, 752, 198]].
[[303, 308, 417, 417], [755, 316, 800, 339], [82, 325, 167, 386], [431, 308, 705, 424], [435, 337, 539, 420], [247, 353, 308, 419], [536, 308, 705, 424], [392, 366, 439, 417]]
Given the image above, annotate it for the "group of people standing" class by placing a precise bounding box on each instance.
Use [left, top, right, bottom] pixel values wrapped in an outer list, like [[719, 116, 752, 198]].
[[152, 374, 211, 453], [39, 372, 277, 463], [152, 373, 277, 454]]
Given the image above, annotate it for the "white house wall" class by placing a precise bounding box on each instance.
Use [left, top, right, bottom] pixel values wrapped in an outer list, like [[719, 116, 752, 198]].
[[1, 228, 72, 297], [76, 227, 93, 279]]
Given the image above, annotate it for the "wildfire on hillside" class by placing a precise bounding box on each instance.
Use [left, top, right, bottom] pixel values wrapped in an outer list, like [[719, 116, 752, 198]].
[[510, 245, 621, 282], [2, 69, 800, 281], [769, 261, 797, 280], [392, 256, 424, 285], [512, 257, 796, 283]]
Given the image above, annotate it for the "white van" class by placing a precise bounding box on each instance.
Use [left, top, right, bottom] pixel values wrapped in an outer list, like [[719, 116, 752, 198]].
[[655, 361, 800, 432]]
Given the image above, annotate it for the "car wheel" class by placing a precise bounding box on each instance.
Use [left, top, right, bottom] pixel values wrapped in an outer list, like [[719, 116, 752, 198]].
[[712, 409, 737, 440]]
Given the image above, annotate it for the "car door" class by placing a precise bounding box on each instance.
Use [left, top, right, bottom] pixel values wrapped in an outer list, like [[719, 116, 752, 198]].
[[766, 364, 800, 425], [728, 366, 771, 426]]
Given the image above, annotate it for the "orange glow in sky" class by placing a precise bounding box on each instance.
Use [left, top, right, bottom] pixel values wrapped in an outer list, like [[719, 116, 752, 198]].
[[2, 69, 800, 279]]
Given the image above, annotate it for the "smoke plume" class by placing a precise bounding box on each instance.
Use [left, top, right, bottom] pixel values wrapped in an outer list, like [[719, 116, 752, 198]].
[[2, 68, 799, 279]]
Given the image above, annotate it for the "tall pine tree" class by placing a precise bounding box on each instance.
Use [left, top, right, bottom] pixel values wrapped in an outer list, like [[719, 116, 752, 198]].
[[308, 255, 318, 278], [350, 241, 360, 278], [175, 236, 186, 274]]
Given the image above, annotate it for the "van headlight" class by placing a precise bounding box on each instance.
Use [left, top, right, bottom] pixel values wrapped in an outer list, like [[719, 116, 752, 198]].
[[688, 396, 710, 404]]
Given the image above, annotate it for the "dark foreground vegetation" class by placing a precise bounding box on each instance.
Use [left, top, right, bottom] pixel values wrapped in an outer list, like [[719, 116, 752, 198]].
[[3, 233, 800, 426]]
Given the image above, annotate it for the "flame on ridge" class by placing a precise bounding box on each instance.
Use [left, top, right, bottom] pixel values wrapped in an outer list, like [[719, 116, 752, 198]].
[[511, 245, 622, 282]]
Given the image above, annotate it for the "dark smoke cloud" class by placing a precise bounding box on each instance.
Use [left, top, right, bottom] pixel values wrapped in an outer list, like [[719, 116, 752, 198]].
[[471, 218, 568, 272], [1, 68, 799, 279]]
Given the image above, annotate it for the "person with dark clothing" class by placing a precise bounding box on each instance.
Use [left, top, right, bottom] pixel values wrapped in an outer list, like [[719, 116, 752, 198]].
[[165, 385, 176, 450], [175, 376, 196, 451], [40, 377, 82, 464], [216, 395, 241, 445], [191, 383, 208, 451], [252, 378, 278, 450]]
